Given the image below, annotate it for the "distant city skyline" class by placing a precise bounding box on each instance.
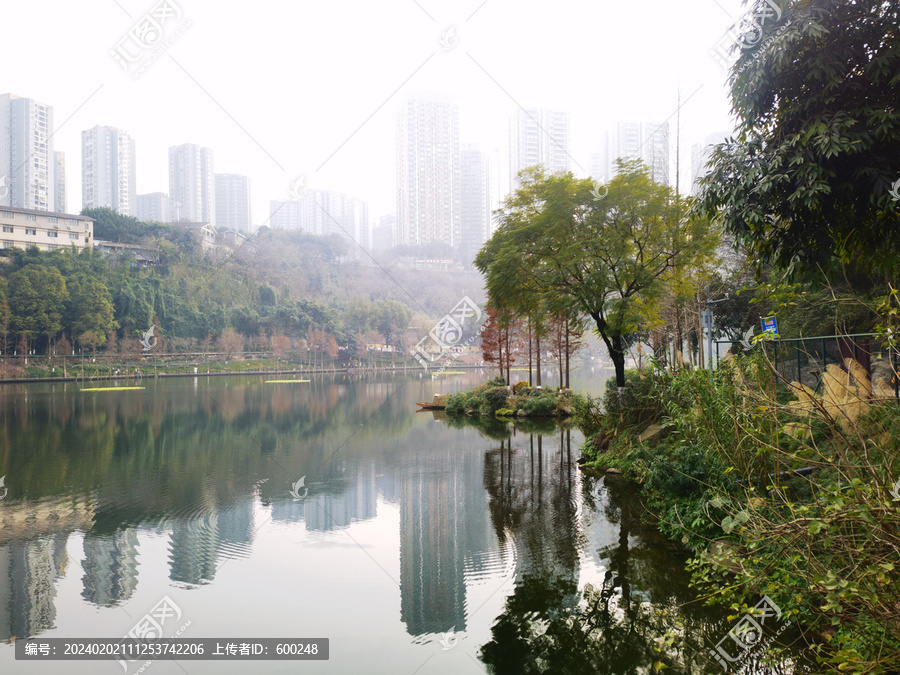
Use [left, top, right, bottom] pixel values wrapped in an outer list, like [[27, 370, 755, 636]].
[[1, 86, 729, 241], [0, 0, 742, 230]]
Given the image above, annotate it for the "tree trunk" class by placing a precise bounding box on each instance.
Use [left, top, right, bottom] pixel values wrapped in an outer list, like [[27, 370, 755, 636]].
[[505, 326, 511, 385], [528, 320, 533, 387], [535, 333, 542, 388], [610, 334, 627, 398], [564, 318, 570, 389], [557, 322, 563, 388]]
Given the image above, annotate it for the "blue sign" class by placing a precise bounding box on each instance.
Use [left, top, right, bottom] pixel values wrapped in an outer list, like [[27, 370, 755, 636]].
[[761, 316, 778, 335]]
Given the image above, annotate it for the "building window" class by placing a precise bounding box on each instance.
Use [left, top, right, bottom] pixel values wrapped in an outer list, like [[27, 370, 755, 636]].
[[25, 213, 36, 221], [69, 232, 79, 240], [2, 241, 13, 248], [47, 216, 58, 223], [0, 211, 13, 218], [48, 231, 58, 238], [25, 228, 36, 235], [2, 226, 12, 233], [68, 219, 78, 225], [46, 244, 57, 250]]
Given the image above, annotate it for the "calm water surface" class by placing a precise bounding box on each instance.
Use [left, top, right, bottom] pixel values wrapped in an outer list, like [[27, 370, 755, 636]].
[[0, 368, 773, 674]]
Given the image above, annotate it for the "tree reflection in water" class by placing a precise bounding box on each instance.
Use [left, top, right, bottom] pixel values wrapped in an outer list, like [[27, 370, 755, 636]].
[[467, 420, 799, 675]]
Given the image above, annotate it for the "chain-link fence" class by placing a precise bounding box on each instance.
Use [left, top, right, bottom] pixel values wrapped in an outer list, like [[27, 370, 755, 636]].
[[715, 333, 900, 397]]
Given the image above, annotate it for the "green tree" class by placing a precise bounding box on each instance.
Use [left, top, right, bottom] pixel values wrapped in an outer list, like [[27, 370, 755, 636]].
[[66, 277, 118, 350], [8, 265, 69, 349], [371, 299, 413, 349], [697, 0, 900, 279], [478, 164, 717, 391]]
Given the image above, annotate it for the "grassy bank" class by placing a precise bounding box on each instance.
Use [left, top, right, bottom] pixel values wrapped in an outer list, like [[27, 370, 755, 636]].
[[574, 355, 900, 674]]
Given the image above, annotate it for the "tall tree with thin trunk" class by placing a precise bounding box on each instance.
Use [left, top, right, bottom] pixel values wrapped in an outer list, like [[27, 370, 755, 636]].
[[477, 164, 718, 393]]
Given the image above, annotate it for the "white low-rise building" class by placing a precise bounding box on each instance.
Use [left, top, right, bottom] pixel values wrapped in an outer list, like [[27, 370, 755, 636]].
[[0, 206, 93, 252]]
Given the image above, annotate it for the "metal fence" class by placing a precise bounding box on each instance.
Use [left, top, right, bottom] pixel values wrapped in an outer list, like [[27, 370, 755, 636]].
[[715, 333, 900, 398]]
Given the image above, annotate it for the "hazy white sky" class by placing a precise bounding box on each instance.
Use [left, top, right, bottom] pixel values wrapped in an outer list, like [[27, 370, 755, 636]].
[[2, 0, 747, 223]]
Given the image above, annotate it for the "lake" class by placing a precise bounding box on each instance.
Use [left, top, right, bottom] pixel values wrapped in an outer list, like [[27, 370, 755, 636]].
[[0, 368, 799, 674]]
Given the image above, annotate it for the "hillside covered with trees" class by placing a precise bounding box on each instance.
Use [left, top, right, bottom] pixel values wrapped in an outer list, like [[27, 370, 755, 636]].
[[0, 208, 485, 360]]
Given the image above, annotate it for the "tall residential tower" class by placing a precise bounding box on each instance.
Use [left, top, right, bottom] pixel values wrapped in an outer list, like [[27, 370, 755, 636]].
[[395, 93, 460, 247], [168, 143, 215, 224], [509, 107, 571, 191], [82, 125, 137, 216], [0, 93, 56, 211], [214, 173, 252, 232]]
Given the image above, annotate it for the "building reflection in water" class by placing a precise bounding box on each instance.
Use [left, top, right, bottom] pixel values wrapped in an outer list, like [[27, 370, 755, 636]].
[[0, 535, 68, 641], [168, 500, 255, 586], [81, 529, 139, 607]]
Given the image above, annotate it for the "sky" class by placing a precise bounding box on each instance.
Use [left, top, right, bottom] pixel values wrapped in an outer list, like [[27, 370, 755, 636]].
[[1, 0, 748, 225]]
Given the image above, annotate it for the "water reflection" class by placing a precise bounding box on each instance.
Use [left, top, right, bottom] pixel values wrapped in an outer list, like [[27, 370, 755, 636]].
[[0, 535, 68, 639], [0, 373, 804, 673], [82, 529, 139, 606]]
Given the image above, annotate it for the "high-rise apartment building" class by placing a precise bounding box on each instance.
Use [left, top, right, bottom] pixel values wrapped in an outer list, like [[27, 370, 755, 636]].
[[269, 190, 369, 253], [268, 199, 302, 230], [509, 107, 571, 191], [605, 120, 670, 185], [214, 173, 252, 232], [136, 192, 169, 222], [82, 125, 137, 216], [396, 93, 460, 247], [168, 144, 215, 224], [0, 93, 55, 211], [54, 151, 66, 213], [371, 214, 395, 251], [459, 144, 491, 264]]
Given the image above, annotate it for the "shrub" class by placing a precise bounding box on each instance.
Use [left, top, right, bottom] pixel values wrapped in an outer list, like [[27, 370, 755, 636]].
[[479, 386, 510, 415], [519, 392, 558, 417], [445, 391, 472, 415], [513, 380, 530, 395], [602, 368, 666, 430], [573, 394, 604, 438]]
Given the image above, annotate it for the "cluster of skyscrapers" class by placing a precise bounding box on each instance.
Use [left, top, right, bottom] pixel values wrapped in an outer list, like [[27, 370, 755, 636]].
[[0, 92, 255, 237], [1, 90, 726, 265]]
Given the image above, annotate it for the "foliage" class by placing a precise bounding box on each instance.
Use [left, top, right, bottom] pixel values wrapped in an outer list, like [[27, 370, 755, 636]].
[[601, 368, 667, 433], [445, 378, 575, 419], [577, 350, 900, 673], [477, 163, 719, 389], [8, 264, 68, 345], [696, 0, 900, 280], [518, 391, 559, 417], [480, 386, 511, 416]]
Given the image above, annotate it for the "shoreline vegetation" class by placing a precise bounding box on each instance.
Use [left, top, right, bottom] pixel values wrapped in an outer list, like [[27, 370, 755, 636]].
[[572, 354, 900, 674]]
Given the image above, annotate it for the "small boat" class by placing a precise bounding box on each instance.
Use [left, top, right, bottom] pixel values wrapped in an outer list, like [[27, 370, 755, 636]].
[[416, 394, 448, 411]]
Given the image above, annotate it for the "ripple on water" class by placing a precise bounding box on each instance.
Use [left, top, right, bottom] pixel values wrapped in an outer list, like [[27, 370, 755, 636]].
[[166, 500, 255, 586]]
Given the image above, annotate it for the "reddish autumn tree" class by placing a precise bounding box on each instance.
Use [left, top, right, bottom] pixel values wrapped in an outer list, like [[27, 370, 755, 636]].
[[481, 306, 527, 385], [481, 307, 504, 379]]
